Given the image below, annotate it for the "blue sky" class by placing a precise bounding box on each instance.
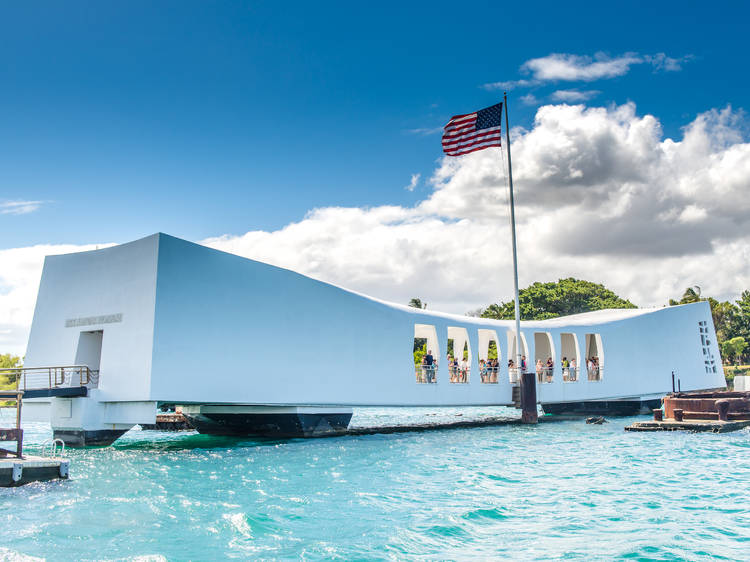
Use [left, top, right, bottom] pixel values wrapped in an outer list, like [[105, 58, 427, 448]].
[[1, 0, 746, 247], [3, 1, 750, 353]]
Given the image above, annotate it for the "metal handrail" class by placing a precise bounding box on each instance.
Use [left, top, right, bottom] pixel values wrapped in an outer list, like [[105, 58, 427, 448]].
[[41, 438, 66, 458], [447, 363, 470, 384], [0, 365, 100, 391], [562, 366, 579, 382], [587, 364, 604, 381], [536, 366, 556, 383], [415, 363, 438, 384], [478, 363, 500, 384]]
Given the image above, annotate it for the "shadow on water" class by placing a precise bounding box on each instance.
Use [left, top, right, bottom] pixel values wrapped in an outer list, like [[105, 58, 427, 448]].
[[113, 431, 297, 451], [113, 416, 545, 451]]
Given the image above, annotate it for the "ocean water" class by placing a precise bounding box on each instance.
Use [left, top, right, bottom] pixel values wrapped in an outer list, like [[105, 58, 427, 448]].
[[1, 407, 749, 561]]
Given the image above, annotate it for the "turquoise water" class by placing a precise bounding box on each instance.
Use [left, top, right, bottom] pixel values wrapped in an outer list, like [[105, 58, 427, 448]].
[[1, 407, 749, 560]]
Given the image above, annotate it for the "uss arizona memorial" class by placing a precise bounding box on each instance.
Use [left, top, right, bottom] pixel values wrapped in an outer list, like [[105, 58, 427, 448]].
[[22, 233, 725, 445]]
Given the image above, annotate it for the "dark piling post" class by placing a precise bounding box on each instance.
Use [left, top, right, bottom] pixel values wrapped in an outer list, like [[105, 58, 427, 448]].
[[520, 371, 538, 423], [716, 399, 730, 421]]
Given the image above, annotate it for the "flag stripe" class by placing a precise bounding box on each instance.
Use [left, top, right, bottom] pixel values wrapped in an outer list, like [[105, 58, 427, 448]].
[[442, 121, 479, 138], [441, 103, 502, 157], [442, 126, 502, 145], [445, 142, 501, 157], [444, 137, 504, 156], [443, 120, 477, 137], [443, 134, 503, 152]]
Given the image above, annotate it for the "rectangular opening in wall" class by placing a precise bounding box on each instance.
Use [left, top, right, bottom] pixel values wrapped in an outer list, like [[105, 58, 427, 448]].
[[414, 324, 439, 384], [75, 330, 103, 371], [534, 332, 555, 384], [478, 329, 500, 384], [560, 333, 579, 382], [73, 330, 103, 388], [585, 333, 604, 381], [447, 326, 471, 384], [506, 331, 528, 383]]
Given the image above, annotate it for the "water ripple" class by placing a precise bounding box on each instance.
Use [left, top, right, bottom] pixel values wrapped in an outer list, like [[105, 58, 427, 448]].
[[1, 407, 749, 560]]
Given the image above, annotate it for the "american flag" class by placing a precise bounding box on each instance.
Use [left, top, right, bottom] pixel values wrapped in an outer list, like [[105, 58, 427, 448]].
[[442, 103, 503, 156]]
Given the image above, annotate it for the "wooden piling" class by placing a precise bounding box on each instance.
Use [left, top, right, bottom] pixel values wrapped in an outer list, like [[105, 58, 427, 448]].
[[520, 371, 538, 424]]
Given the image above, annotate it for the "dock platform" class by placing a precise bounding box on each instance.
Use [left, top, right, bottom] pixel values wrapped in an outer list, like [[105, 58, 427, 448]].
[[626, 389, 750, 433], [625, 419, 750, 433], [0, 455, 70, 487]]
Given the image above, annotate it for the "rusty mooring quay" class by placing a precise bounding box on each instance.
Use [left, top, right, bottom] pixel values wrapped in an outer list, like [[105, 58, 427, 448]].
[[626, 390, 750, 433]]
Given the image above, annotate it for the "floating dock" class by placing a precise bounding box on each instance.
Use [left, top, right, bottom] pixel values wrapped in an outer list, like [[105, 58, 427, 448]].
[[1, 390, 71, 487], [0, 455, 70, 487]]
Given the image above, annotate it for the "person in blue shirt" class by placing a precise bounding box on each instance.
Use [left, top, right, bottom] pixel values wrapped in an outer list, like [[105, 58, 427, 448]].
[[424, 350, 435, 383]]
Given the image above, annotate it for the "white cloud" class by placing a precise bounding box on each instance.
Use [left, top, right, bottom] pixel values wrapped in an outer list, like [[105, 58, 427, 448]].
[[3, 102, 750, 357], [482, 51, 693, 90], [521, 93, 540, 106], [522, 52, 642, 82], [0, 200, 46, 215], [0, 243, 112, 355], [405, 173, 421, 191], [550, 89, 600, 102], [482, 78, 539, 91], [644, 53, 693, 72], [405, 126, 443, 136]]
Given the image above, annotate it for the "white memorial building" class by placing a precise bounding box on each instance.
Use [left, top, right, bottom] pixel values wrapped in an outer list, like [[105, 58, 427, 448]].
[[22, 234, 726, 445]]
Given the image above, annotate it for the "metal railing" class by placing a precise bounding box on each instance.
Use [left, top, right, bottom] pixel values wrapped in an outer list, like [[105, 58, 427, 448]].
[[479, 365, 500, 384], [412, 364, 602, 385], [448, 364, 470, 384], [537, 367, 555, 383], [587, 365, 603, 381], [415, 364, 438, 384], [0, 365, 99, 391]]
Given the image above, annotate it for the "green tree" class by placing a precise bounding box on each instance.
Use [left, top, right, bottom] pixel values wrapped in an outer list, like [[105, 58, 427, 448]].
[[413, 342, 426, 366], [0, 353, 23, 388], [708, 298, 739, 343], [733, 290, 750, 363], [669, 286, 703, 306], [408, 298, 426, 309], [0, 354, 22, 369], [720, 337, 747, 366], [480, 278, 636, 320]]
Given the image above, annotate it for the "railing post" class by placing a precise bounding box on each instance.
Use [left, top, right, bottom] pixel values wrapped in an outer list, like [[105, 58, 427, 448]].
[[16, 391, 23, 458]]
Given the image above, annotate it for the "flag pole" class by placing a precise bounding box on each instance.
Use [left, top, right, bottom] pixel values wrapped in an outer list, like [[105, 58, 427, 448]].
[[503, 92, 537, 423]]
